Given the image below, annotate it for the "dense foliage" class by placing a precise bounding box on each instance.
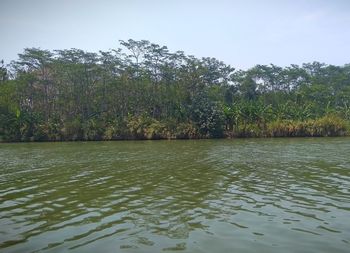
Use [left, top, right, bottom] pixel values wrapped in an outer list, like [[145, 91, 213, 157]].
[[1, 40, 349, 141]]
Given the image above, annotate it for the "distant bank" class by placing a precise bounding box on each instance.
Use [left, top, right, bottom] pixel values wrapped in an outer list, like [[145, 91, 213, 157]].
[[1, 40, 350, 142], [1, 114, 349, 142]]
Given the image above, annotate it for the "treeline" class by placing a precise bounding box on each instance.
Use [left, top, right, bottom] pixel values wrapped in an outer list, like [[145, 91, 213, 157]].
[[0, 40, 349, 141]]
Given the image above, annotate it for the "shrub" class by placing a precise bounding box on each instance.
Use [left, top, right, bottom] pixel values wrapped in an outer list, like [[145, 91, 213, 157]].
[[174, 122, 199, 139]]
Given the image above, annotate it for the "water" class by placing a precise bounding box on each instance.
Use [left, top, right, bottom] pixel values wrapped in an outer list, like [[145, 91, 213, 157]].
[[0, 138, 349, 253]]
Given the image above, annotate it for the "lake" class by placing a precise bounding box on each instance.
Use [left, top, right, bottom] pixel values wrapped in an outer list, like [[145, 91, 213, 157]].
[[0, 138, 349, 253]]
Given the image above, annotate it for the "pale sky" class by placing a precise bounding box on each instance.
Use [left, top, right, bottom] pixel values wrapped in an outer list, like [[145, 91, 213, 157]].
[[1, 0, 349, 69]]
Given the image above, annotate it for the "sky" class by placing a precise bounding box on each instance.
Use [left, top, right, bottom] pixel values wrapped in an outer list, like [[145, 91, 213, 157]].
[[1, 0, 350, 69]]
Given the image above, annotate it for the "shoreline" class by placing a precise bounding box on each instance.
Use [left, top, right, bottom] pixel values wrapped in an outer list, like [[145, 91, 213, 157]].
[[1, 134, 349, 143]]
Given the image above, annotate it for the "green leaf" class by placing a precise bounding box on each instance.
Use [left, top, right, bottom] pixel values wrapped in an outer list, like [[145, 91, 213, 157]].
[[16, 109, 21, 118]]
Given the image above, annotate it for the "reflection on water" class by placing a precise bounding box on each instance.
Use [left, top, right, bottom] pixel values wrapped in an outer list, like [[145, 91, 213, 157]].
[[0, 138, 349, 253]]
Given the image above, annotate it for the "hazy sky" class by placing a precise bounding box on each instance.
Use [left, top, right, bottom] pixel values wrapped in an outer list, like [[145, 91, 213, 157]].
[[1, 0, 349, 69]]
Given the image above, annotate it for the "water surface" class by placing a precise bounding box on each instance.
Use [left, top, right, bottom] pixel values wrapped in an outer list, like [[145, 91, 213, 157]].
[[0, 138, 349, 252]]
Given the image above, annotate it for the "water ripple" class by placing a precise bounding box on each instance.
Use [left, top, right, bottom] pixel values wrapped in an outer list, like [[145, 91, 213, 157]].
[[0, 138, 350, 252]]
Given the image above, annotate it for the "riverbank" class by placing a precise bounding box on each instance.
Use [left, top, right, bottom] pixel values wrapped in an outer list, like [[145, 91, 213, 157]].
[[1, 115, 348, 142], [2, 43, 350, 144], [226, 115, 349, 138]]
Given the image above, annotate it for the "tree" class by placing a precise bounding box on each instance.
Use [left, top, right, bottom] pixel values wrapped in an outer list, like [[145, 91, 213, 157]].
[[0, 60, 7, 83]]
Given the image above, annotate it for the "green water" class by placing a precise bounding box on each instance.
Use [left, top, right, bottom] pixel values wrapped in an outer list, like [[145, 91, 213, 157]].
[[0, 138, 349, 253]]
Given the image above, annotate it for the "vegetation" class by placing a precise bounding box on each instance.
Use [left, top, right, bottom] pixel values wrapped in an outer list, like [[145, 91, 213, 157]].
[[1, 40, 349, 141]]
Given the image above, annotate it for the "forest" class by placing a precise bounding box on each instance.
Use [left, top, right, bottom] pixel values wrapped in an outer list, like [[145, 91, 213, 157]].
[[0, 39, 349, 141]]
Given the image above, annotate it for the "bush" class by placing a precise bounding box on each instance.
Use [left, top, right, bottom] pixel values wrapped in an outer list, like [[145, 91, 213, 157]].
[[224, 114, 349, 138], [235, 124, 262, 137], [313, 115, 347, 136], [174, 122, 199, 139], [126, 115, 167, 139], [267, 115, 348, 137], [144, 121, 166, 139], [61, 119, 83, 141]]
